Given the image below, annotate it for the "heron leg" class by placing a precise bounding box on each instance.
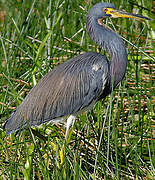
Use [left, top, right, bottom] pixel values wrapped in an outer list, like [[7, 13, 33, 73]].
[[65, 115, 76, 140]]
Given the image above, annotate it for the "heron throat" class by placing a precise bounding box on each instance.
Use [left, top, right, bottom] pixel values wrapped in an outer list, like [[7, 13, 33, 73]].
[[86, 15, 127, 89]]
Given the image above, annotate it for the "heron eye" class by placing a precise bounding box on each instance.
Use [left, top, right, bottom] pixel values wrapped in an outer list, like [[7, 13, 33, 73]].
[[104, 8, 108, 12]]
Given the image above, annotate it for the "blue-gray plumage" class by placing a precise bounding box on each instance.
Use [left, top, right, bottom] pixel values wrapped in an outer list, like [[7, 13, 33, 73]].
[[4, 2, 150, 135]]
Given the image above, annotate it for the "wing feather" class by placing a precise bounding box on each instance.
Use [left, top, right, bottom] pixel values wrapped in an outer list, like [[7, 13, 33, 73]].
[[5, 52, 109, 134]]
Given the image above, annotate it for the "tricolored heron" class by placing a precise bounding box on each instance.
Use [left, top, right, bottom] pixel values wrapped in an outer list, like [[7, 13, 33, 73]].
[[4, 2, 150, 137]]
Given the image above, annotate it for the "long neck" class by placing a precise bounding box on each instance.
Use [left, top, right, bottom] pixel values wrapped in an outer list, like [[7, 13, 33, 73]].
[[86, 15, 127, 89]]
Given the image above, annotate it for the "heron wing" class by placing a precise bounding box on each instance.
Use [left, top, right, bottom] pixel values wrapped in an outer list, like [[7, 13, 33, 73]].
[[5, 52, 109, 134]]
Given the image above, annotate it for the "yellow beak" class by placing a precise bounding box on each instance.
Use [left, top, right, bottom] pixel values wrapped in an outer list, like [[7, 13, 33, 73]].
[[104, 8, 151, 21]]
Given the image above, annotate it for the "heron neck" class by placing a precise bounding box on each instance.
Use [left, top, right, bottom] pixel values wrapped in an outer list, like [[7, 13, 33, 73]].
[[86, 16, 127, 89]]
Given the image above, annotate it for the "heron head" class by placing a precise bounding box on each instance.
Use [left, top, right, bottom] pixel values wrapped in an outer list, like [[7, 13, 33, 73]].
[[88, 2, 115, 18], [88, 2, 151, 21]]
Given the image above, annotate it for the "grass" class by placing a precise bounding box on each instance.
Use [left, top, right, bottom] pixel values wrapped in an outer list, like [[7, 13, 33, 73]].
[[0, 0, 154, 179]]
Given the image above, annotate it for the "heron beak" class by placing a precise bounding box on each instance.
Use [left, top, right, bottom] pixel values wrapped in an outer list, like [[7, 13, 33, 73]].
[[104, 8, 151, 20]]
